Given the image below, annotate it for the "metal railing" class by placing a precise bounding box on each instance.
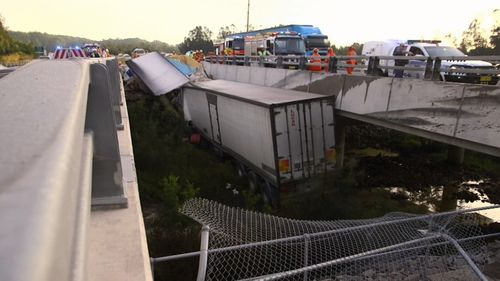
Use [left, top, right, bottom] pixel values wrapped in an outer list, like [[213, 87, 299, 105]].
[[205, 55, 500, 82]]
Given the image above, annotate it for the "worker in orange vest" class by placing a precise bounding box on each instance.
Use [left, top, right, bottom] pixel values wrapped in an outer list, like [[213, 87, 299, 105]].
[[346, 46, 357, 74], [325, 47, 336, 72], [309, 48, 322, 72]]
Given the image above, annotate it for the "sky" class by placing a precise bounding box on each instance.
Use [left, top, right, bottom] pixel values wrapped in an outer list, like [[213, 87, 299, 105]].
[[1, 0, 499, 46]]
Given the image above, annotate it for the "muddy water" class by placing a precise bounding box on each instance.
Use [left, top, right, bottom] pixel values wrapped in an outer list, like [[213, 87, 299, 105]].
[[344, 145, 500, 222]]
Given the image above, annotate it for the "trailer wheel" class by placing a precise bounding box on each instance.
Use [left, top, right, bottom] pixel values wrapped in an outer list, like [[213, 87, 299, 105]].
[[247, 171, 260, 193]]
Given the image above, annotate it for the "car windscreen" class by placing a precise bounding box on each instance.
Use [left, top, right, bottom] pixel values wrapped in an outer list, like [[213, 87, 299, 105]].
[[306, 38, 330, 49], [424, 46, 465, 58], [275, 38, 305, 55], [233, 38, 244, 50]]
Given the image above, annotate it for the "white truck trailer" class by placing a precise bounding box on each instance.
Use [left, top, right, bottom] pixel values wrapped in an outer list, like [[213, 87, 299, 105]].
[[182, 80, 336, 205]]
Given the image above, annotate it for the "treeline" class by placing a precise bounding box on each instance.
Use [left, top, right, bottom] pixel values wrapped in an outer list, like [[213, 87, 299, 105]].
[[9, 31, 179, 55], [0, 21, 33, 55], [100, 38, 178, 54]]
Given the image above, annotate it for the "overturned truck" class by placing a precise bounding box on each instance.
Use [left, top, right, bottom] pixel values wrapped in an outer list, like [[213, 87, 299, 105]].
[[182, 80, 336, 205]]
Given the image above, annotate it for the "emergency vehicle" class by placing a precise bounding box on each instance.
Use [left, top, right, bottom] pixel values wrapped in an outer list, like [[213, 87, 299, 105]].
[[52, 46, 87, 59], [245, 32, 305, 56], [230, 25, 330, 56], [244, 31, 305, 68], [362, 40, 498, 85]]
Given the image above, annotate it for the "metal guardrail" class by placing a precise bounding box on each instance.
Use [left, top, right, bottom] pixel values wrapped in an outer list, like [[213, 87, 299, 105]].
[[205, 55, 500, 82], [0, 58, 127, 281], [0, 59, 33, 67]]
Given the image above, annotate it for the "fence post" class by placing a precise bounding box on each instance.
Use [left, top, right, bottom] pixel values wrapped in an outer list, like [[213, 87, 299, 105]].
[[232, 56, 237, 65], [244, 56, 250, 66], [196, 225, 210, 281], [303, 234, 310, 281], [299, 56, 306, 70], [432, 57, 442, 81], [276, 56, 284, 69], [424, 57, 434, 80], [373, 57, 381, 76], [366, 57, 374, 75], [330, 57, 338, 73]]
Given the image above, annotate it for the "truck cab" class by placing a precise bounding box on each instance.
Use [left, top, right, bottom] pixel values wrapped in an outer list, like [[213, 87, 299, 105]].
[[224, 36, 245, 56], [244, 32, 306, 68], [303, 34, 330, 56]]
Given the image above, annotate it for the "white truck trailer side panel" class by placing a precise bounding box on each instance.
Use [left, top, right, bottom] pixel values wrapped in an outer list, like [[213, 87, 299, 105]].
[[217, 98, 276, 179]]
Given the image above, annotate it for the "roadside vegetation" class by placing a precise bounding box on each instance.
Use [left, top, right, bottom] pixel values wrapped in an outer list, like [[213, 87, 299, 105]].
[[0, 16, 34, 65]]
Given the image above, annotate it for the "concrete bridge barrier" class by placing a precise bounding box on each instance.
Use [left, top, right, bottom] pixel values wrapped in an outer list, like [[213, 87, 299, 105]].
[[202, 62, 500, 158]]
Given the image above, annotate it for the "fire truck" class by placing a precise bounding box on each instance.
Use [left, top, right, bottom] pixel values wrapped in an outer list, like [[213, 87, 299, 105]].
[[213, 36, 245, 56], [231, 25, 329, 56], [244, 32, 305, 57]]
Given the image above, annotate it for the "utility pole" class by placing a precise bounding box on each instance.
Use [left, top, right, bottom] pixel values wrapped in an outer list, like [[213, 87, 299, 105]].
[[246, 0, 250, 32]]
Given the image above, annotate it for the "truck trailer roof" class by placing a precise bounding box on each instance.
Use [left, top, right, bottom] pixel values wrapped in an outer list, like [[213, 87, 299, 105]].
[[187, 79, 330, 107]]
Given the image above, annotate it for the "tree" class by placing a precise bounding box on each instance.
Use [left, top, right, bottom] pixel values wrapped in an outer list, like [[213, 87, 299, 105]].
[[460, 18, 489, 52], [460, 9, 499, 54], [490, 26, 499, 52], [0, 15, 33, 56], [331, 43, 363, 56], [217, 24, 237, 40], [178, 26, 214, 54]]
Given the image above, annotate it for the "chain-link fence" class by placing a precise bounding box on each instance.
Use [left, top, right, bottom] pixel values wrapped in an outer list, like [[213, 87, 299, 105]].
[[153, 198, 499, 281]]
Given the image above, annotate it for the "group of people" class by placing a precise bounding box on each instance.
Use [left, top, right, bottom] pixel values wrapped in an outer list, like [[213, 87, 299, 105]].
[[309, 46, 357, 74]]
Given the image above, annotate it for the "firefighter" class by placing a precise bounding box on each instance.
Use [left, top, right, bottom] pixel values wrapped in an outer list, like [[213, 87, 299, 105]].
[[309, 48, 322, 72], [346, 46, 357, 74], [224, 47, 233, 56]]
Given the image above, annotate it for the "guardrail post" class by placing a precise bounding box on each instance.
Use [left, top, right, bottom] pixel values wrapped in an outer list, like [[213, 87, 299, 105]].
[[372, 57, 380, 76], [88, 63, 127, 208], [432, 57, 442, 81], [276, 56, 284, 69], [366, 57, 374, 75], [330, 57, 338, 73], [299, 56, 306, 70], [424, 57, 434, 80]]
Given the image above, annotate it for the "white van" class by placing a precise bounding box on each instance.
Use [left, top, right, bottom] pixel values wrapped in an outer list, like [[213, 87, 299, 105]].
[[362, 40, 498, 85]]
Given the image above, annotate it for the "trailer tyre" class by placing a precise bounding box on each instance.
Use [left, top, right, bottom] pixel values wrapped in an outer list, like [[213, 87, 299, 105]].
[[247, 171, 260, 193]]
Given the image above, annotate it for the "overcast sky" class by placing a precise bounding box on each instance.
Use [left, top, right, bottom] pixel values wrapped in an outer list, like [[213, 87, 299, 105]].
[[2, 0, 499, 46]]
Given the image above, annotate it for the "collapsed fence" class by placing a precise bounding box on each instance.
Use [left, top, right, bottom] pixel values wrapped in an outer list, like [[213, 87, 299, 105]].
[[152, 198, 500, 281]]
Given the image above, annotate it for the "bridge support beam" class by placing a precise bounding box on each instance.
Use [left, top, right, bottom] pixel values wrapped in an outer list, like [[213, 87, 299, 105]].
[[335, 118, 347, 168], [447, 145, 465, 165]]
